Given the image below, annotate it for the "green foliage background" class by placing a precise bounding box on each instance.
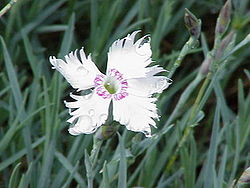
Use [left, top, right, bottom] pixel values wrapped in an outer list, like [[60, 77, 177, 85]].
[[0, 0, 250, 187]]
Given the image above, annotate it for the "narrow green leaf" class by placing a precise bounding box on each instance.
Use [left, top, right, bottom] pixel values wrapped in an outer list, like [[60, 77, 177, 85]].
[[58, 13, 75, 58], [51, 136, 89, 188], [0, 36, 22, 107], [0, 109, 20, 153], [152, 0, 173, 55], [12, 0, 67, 42], [0, 36, 33, 163], [201, 32, 209, 56], [222, 33, 250, 61], [36, 25, 67, 33], [156, 169, 183, 188], [244, 69, 250, 80], [118, 133, 127, 188], [18, 162, 34, 188], [0, 102, 49, 154], [218, 146, 228, 187], [55, 151, 86, 187], [61, 161, 80, 188], [238, 79, 245, 122], [204, 103, 220, 188], [102, 161, 111, 188], [95, 0, 122, 55], [90, 0, 98, 49], [0, 86, 10, 98], [18, 174, 26, 188], [84, 150, 93, 188], [37, 138, 56, 188], [21, 30, 38, 77], [214, 81, 233, 124], [0, 137, 44, 171], [8, 162, 22, 188]]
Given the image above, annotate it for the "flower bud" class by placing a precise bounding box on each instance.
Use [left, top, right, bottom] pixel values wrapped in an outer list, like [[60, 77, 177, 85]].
[[238, 167, 250, 184], [215, 0, 232, 35], [215, 31, 235, 59], [199, 54, 212, 75], [184, 8, 201, 39], [95, 125, 117, 140]]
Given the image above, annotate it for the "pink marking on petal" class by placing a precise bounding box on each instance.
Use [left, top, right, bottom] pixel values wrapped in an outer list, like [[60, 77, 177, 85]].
[[94, 74, 105, 86], [109, 68, 124, 81], [96, 86, 112, 99], [94, 69, 129, 100], [113, 92, 129, 101]]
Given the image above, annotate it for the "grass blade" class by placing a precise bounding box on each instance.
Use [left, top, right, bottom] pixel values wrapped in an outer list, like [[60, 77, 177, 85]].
[[55, 151, 86, 187], [8, 162, 22, 188], [204, 103, 221, 188], [0, 36, 33, 163], [118, 133, 127, 188]]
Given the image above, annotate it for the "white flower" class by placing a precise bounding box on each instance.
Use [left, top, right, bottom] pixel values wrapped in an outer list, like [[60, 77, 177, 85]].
[[49, 31, 171, 137]]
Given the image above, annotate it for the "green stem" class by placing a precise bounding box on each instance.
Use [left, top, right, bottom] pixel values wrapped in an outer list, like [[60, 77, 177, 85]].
[[87, 178, 93, 188], [165, 33, 222, 173], [163, 73, 204, 127], [90, 139, 103, 168], [188, 72, 212, 123], [162, 36, 200, 127], [166, 72, 212, 172], [168, 37, 197, 78], [87, 138, 103, 188], [0, 0, 19, 17]]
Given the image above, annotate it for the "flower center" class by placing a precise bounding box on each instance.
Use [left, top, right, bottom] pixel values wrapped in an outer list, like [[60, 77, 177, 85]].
[[94, 69, 128, 100], [104, 77, 119, 94]]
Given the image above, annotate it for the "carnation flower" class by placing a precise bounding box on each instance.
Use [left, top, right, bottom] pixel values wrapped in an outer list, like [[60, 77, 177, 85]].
[[49, 31, 171, 137]]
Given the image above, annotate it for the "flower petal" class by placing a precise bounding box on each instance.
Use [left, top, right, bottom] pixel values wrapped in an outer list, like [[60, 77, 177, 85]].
[[107, 31, 152, 79], [112, 95, 158, 137], [127, 76, 172, 97], [49, 48, 101, 91], [145, 65, 167, 77], [126, 65, 171, 97], [65, 91, 111, 135]]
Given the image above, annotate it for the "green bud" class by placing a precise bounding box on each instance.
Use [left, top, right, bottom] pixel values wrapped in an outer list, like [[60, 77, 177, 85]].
[[184, 8, 201, 39], [95, 125, 117, 140], [215, 0, 232, 35]]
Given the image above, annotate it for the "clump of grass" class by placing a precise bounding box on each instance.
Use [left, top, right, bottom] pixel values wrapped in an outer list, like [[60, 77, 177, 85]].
[[0, 0, 250, 187]]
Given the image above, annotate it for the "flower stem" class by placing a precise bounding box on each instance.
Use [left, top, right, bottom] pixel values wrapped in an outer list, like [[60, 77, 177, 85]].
[[90, 139, 103, 168], [168, 36, 198, 78], [188, 72, 212, 123], [0, 0, 19, 17], [166, 72, 212, 172], [165, 28, 223, 172], [164, 73, 204, 127], [86, 138, 103, 188]]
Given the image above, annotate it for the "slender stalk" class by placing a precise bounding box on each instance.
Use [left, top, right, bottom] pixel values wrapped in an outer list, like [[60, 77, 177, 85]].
[[188, 72, 212, 123], [166, 72, 212, 171], [162, 10, 201, 127], [90, 139, 103, 168], [165, 25, 223, 172], [86, 138, 103, 188], [163, 73, 204, 127], [168, 37, 197, 78], [0, 0, 19, 17], [165, 32, 250, 173], [87, 177, 93, 188]]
